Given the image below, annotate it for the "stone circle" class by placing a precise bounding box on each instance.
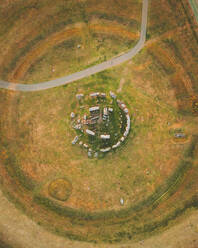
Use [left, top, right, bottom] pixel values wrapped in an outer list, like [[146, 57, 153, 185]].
[[70, 92, 131, 157]]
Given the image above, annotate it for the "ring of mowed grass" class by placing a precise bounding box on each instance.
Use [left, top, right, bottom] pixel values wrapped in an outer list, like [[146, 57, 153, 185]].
[[1, 0, 198, 245]]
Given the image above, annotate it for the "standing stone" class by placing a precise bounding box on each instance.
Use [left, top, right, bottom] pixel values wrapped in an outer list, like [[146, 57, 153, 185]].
[[76, 94, 84, 100], [94, 152, 99, 158], [120, 198, 124, 205], [110, 91, 116, 99], [70, 112, 75, 118]]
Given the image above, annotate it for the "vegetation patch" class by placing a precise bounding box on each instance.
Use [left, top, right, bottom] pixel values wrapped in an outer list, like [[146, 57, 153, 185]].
[[48, 178, 72, 202], [0, 0, 141, 84]]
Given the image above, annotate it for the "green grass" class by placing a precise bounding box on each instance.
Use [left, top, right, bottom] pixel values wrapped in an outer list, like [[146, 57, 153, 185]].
[[3, 148, 35, 191], [23, 33, 137, 84], [33, 142, 196, 221], [0, 0, 141, 83], [189, 0, 198, 22], [33, 152, 198, 243], [0, 67, 185, 242], [1, 0, 198, 244]]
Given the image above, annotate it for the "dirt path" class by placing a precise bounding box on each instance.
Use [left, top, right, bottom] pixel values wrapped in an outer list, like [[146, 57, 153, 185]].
[[0, 0, 148, 92]]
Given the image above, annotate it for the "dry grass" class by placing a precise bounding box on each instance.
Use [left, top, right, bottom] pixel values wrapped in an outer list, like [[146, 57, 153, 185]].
[[0, 0, 198, 245], [0, 0, 141, 83], [48, 178, 72, 201], [8, 22, 139, 83]]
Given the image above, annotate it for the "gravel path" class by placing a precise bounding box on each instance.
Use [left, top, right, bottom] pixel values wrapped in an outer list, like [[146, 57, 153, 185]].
[[0, 0, 148, 92]]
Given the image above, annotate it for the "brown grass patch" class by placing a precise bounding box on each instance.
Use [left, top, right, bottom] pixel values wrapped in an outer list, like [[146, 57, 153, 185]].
[[48, 178, 72, 201], [9, 22, 138, 82], [89, 23, 139, 39]]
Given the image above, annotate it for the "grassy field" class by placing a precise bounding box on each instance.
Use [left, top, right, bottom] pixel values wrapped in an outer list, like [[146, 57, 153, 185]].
[[0, 62, 197, 243], [189, 0, 198, 21], [0, 0, 141, 84], [0, 0, 198, 246], [0, 69, 182, 212]]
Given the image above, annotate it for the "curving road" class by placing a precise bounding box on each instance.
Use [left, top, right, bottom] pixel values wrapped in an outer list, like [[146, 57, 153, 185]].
[[0, 0, 148, 92]]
